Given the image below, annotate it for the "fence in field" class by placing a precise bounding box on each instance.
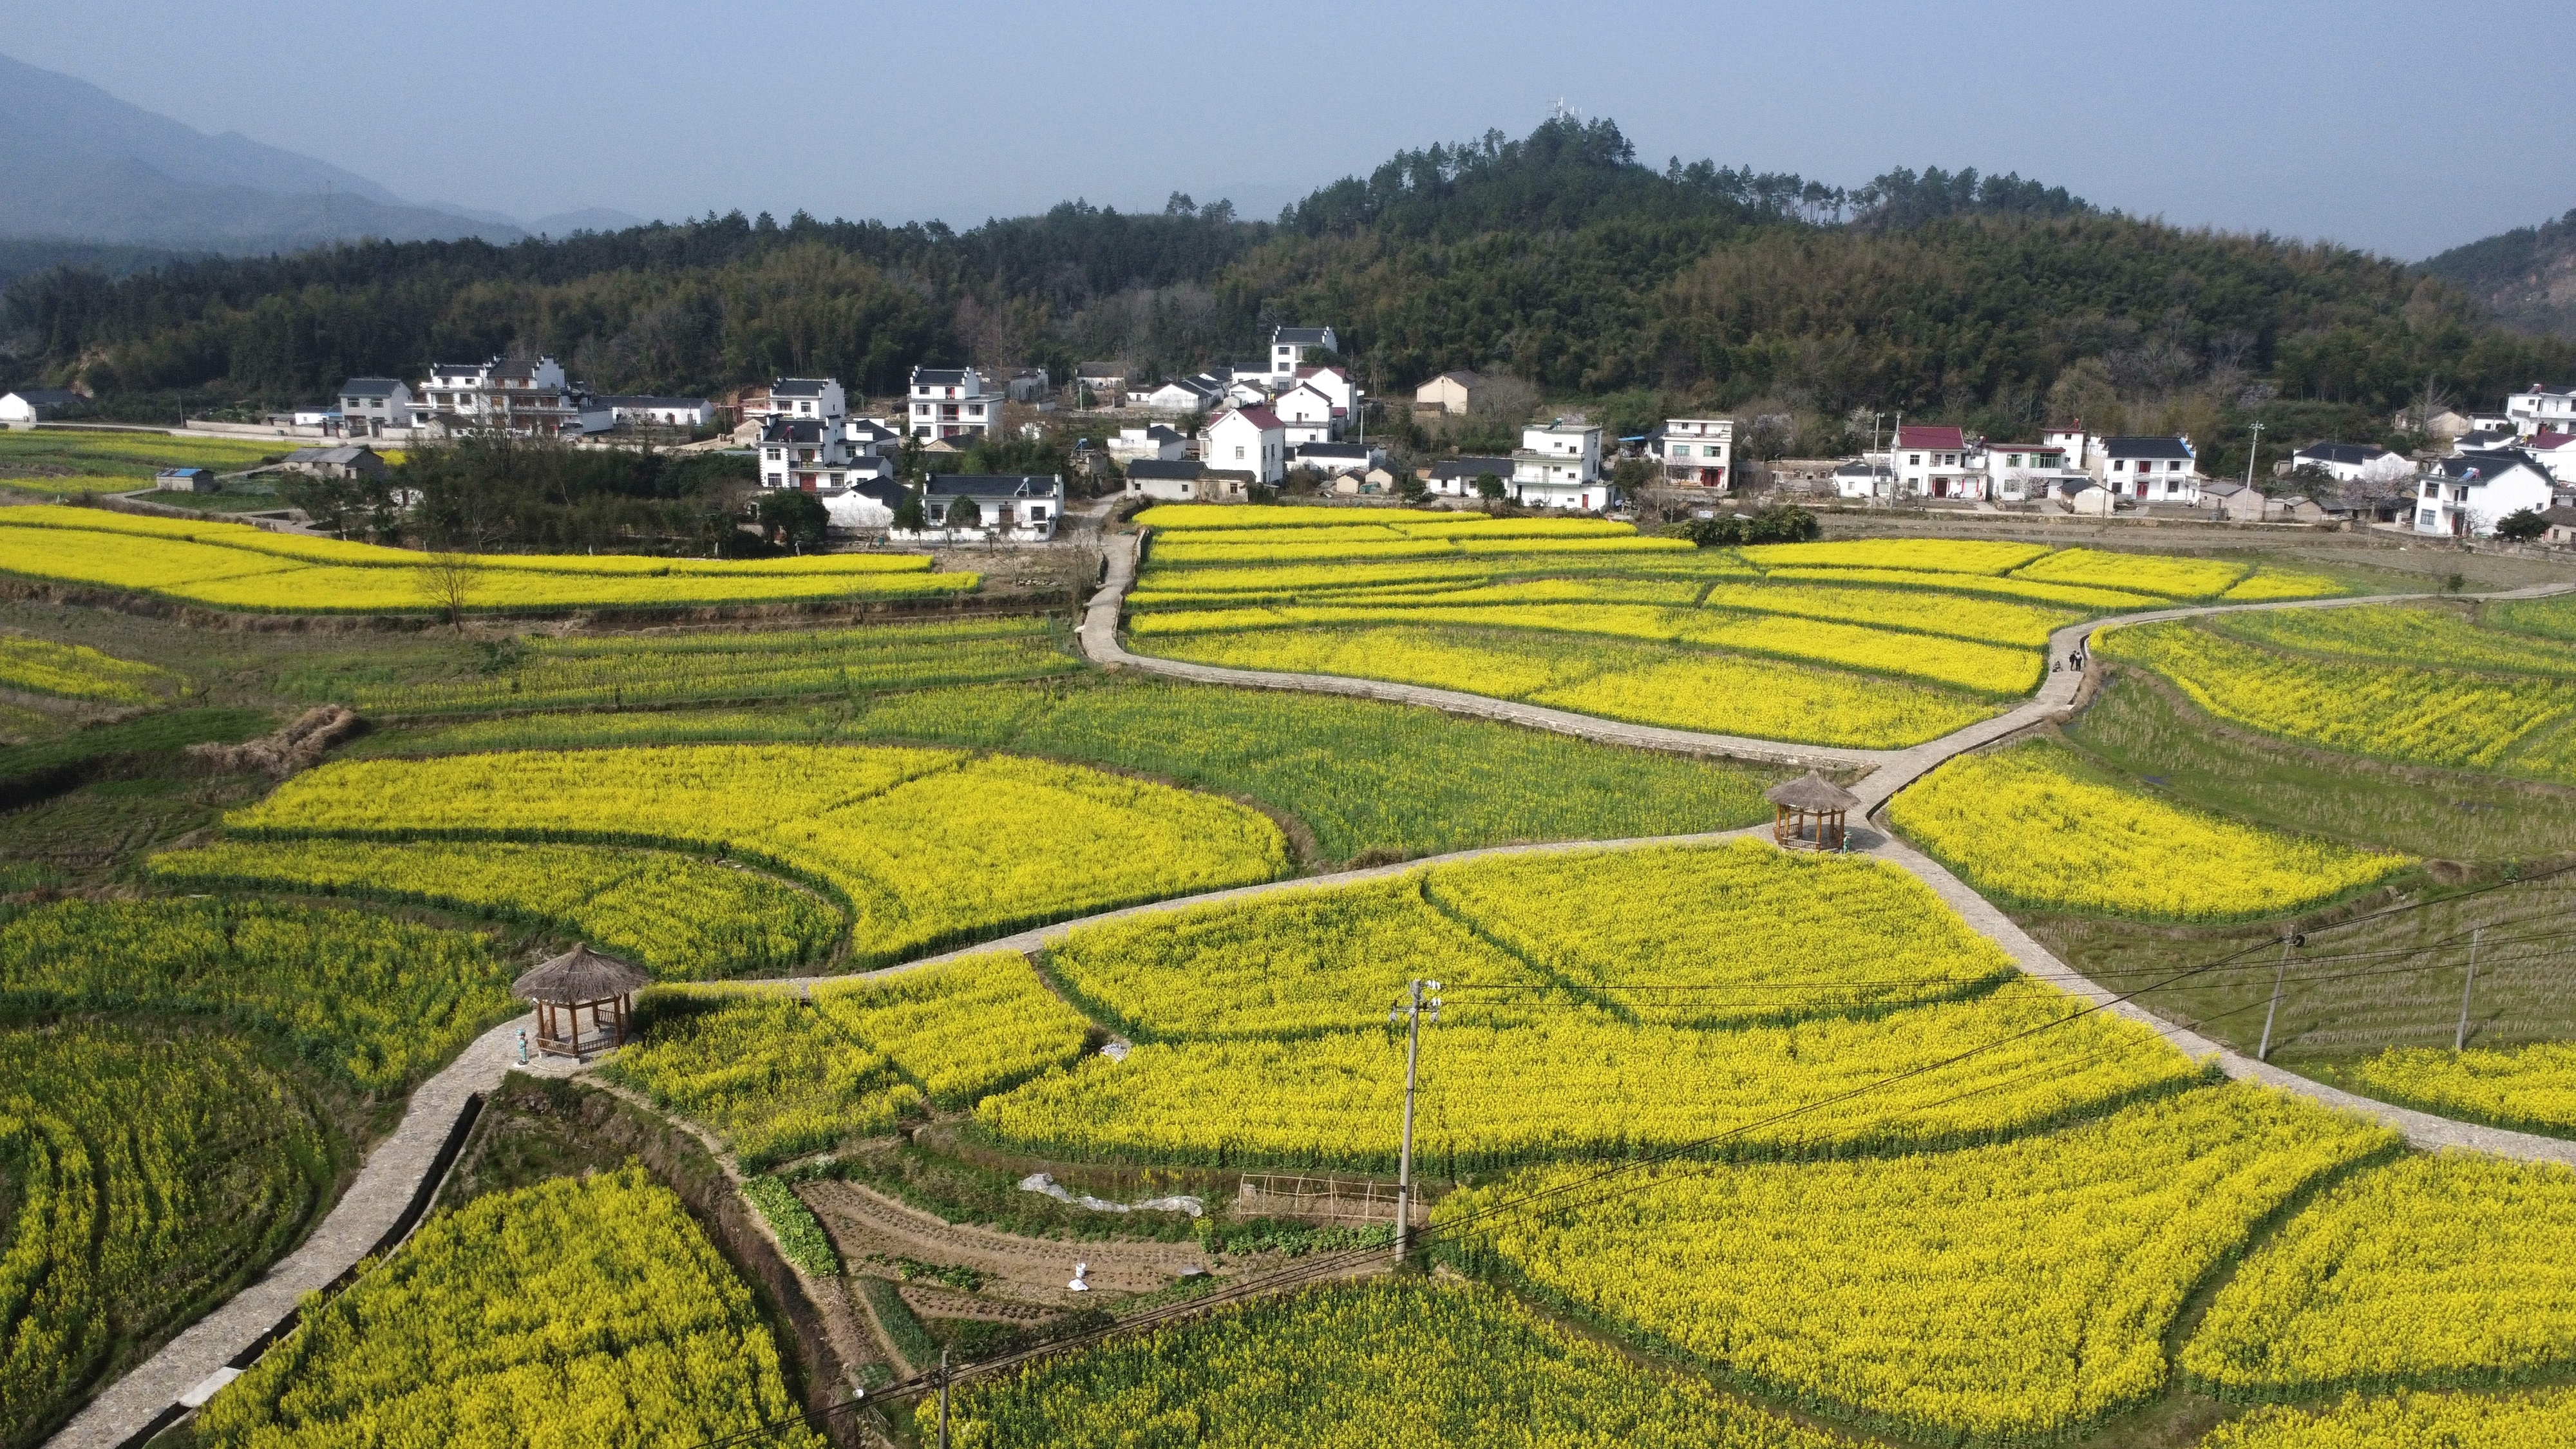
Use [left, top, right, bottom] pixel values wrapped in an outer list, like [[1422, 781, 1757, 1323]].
[[1236, 1172, 1426, 1226]]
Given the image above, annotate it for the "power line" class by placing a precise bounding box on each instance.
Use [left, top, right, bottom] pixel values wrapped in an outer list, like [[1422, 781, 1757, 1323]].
[[672, 873, 2576, 1448]]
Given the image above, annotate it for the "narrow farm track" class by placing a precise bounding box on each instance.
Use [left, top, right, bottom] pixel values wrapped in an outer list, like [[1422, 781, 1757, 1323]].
[[46, 1014, 576, 1449], [58, 547, 2576, 1447], [1081, 531, 2576, 813]]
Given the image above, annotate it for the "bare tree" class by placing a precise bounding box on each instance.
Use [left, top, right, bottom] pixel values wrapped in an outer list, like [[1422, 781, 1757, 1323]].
[[419, 553, 481, 632]]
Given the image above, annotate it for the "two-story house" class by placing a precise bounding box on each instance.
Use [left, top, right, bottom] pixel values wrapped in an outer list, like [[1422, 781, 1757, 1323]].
[[408, 357, 609, 437], [759, 417, 857, 491], [746, 379, 847, 428], [1203, 406, 1287, 486], [334, 378, 414, 439], [2505, 384, 2576, 439], [1273, 381, 1343, 446], [1892, 425, 1973, 498], [1269, 325, 1336, 380], [909, 366, 996, 441], [2098, 436, 2201, 504], [1513, 421, 1605, 509], [1654, 418, 1734, 487], [2415, 450, 2556, 538], [1977, 440, 2087, 502]]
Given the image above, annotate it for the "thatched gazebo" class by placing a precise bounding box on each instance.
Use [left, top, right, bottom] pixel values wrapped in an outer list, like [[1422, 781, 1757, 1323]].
[[513, 943, 650, 1057], [1766, 771, 1860, 851]]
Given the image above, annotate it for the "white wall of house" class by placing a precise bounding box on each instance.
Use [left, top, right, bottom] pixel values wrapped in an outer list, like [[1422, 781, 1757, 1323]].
[[1515, 422, 1601, 486], [2414, 461, 2556, 537], [1204, 410, 1286, 484], [1659, 417, 1732, 486], [908, 368, 994, 440], [1273, 383, 1340, 445], [2506, 386, 2576, 438]]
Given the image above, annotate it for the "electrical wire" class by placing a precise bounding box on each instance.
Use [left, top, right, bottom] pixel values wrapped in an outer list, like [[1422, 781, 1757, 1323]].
[[670, 869, 2576, 1446]]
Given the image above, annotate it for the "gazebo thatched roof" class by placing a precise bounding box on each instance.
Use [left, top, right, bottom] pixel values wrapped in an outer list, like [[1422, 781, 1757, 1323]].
[[1765, 770, 1860, 811], [512, 943, 649, 1005]]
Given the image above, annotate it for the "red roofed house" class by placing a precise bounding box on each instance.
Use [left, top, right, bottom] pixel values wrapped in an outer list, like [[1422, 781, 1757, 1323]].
[[1204, 404, 1287, 489], [1893, 424, 1975, 498], [2523, 429, 2576, 486]]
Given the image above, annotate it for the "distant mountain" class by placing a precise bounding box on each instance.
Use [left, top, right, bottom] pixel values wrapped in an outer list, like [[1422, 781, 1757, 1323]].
[[0, 52, 524, 251], [2420, 207, 2576, 337], [527, 208, 650, 237]]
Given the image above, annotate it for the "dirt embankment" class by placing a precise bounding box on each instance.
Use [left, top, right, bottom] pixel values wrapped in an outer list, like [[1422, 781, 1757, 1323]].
[[802, 1178, 1210, 1306]]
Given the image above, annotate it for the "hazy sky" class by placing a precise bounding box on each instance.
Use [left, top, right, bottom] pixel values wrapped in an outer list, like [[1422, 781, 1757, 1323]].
[[10, 0, 2570, 259]]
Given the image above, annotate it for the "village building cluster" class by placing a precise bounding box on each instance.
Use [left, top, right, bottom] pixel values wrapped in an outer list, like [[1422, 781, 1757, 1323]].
[[8, 337, 2575, 545]]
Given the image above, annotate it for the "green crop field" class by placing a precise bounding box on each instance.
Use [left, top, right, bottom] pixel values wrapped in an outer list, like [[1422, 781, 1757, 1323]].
[[3, 510, 2571, 1449]]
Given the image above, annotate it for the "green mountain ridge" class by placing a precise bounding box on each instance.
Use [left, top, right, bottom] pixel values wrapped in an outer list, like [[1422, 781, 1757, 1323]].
[[5, 117, 2570, 473]]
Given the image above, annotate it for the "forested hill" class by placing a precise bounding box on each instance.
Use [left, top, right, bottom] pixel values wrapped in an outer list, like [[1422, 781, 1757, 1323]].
[[5, 116, 2570, 462], [2421, 207, 2576, 337]]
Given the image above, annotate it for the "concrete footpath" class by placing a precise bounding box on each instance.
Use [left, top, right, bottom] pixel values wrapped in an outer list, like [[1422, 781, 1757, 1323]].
[[47, 1016, 575, 1449]]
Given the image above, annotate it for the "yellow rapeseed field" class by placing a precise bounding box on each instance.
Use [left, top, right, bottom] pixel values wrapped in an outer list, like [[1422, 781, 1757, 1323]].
[[1142, 622, 2005, 745], [1888, 743, 2415, 920], [1740, 538, 2053, 574], [0, 633, 176, 703], [224, 744, 1290, 965], [2198, 1387, 2576, 1448], [2185, 1153, 2576, 1395], [2097, 621, 2573, 781], [978, 949, 2195, 1173], [0, 506, 974, 612], [1756, 565, 2161, 611], [2014, 547, 2251, 598], [2211, 603, 2576, 679], [1441, 1085, 2393, 1442], [2355, 1043, 2576, 1133]]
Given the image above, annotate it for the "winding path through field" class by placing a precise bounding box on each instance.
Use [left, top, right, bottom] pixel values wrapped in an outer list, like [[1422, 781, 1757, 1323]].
[[52, 542, 2576, 1449]]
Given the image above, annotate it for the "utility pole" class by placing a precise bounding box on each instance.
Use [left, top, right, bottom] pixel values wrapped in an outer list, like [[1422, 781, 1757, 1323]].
[[2456, 927, 2484, 1054], [1387, 978, 1441, 1253], [935, 1349, 950, 1449], [2245, 421, 2264, 491], [2259, 933, 2302, 1062]]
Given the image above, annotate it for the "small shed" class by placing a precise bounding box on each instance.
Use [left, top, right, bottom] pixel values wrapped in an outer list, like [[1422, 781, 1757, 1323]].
[[156, 467, 216, 493], [511, 942, 650, 1057], [1766, 771, 1860, 851]]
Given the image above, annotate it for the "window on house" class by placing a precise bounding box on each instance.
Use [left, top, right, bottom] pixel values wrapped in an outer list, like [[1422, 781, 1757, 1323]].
[[2114, 460, 2126, 471], [1908, 454, 1922, 466]]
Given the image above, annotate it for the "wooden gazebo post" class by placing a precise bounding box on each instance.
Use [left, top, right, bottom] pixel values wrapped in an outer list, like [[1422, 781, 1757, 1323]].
[[1765, 771, 1862, 851], [511, 943, 651, 1058]]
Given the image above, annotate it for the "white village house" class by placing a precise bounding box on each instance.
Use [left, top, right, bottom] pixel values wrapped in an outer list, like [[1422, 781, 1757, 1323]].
[[1204, 406, 1287, 486], [2096, 436, 2201, 504], [334, 378, 414, 438], [1294, 441, 1383, 477], [1124, 459, 1213, 502], [918, 473, 1063, 541], [1427, 456, 1517, 500], [1892, 425, 1974, 499], [0, 388, 82, 427], [1107, 424, 1188, 462], [2415, 450, 2556, 538], [1269, 325, 1336, 381], [1977, 440, 2088, 502], [409, 356, 609, 437], [2287, 441, 2389, 484], [1654, 418, 1734, 487], [909, 366, 996, 441], [759, 418, 857, 491], [1272, 381, 1343, 446], [1513, 421, 1605, 509], [597, 395, 715, 429], [2505, 384, 2576, 439]]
